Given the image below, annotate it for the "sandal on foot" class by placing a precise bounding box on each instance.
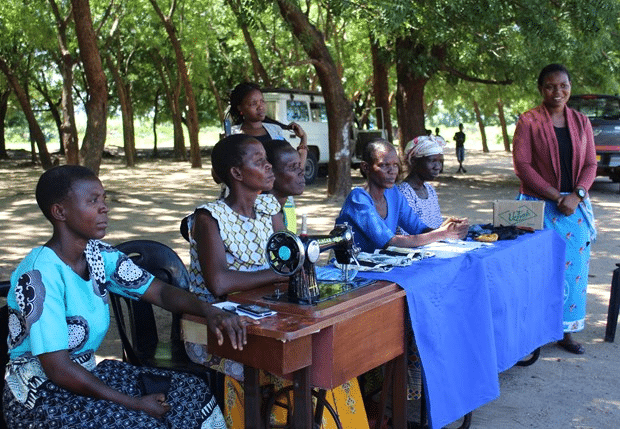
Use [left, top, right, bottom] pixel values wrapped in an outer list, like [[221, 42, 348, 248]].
[[558, 340, 585, 354]]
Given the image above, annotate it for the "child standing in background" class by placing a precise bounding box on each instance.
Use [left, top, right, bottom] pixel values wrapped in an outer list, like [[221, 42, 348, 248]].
[[454, 123, 467, 173]]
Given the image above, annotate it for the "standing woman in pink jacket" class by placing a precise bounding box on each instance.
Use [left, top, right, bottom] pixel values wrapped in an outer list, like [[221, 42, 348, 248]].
[[513, 63, 597, 354]]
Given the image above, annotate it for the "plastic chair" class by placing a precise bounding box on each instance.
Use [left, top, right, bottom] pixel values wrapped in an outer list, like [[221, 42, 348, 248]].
[[1, 279, 12, 429], [605, 263, 620, 342], [111, 240, 217, 384]]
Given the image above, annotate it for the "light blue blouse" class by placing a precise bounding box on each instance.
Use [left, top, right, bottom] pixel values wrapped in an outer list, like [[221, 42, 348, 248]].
[[6, 240, 154, 407]]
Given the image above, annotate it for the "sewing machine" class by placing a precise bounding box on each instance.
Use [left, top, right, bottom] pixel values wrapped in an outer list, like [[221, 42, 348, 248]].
[[265, 224, 362, 304]]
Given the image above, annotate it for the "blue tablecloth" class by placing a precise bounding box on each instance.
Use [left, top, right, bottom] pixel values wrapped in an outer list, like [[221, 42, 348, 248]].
[[359, 229, 565, 428]]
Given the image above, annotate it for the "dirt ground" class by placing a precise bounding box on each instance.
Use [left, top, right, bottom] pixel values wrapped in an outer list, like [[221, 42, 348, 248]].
[[1, 148, 619, 428]]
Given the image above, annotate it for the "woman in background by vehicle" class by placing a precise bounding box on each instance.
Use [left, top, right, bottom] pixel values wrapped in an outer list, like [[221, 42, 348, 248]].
[[229, 82, 307, 167], [512, 63, 597, 354]]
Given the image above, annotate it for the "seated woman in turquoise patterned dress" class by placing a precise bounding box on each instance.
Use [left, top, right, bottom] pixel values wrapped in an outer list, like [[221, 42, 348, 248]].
[[181, 134, 370, 428], [3, 165, 247, 429]]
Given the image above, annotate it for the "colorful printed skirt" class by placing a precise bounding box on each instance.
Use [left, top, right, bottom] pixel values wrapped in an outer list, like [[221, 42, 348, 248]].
[[518, 194, 596, 332], [2, 359, 226, 429], [223, 375, 368, 429]]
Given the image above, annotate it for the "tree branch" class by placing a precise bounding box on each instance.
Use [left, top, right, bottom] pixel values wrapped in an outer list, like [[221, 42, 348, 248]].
[[169, 0, 177, 18], [96, 0, 116, 36], [441, 65, 513, 85]]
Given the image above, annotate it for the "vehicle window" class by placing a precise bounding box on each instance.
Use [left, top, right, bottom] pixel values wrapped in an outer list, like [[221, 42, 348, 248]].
[[287, 100, 310, 122], [265, 101, 277, 120], [570, 97, 620, 120], [310, 102, 328, 122]]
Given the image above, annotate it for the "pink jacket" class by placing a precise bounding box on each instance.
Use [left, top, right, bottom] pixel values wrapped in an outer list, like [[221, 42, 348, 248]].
[[512, 104, 597, 199]]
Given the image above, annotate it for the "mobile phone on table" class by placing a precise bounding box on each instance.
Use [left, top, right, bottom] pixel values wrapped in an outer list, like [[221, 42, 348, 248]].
[[236, 304, 274, 317]]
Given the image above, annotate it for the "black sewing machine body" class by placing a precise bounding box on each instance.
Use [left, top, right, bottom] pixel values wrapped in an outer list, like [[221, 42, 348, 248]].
[[265, 224, 368, 304]]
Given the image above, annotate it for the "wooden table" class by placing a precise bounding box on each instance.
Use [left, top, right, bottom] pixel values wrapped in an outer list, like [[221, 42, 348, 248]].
[[182, 280, 407, 429]]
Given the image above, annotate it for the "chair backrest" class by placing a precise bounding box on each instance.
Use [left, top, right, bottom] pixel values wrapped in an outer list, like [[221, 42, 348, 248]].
[[112, 240, 191, 366]]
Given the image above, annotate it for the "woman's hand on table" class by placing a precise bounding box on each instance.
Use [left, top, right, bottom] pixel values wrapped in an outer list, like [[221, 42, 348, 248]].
[[440, 217, 470, 240], [206, 306, 259, 351]]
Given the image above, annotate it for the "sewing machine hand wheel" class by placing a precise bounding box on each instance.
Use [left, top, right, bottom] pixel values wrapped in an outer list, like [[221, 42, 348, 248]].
[[266, 231, 305, 275]]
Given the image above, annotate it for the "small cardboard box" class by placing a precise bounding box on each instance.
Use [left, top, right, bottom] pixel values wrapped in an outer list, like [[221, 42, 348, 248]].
[[493, 200, 545, 230]]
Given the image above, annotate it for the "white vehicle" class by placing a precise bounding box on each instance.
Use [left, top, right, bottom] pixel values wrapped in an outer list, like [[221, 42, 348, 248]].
[[262, 89, 329, 184], [225, 88, 386, 184]]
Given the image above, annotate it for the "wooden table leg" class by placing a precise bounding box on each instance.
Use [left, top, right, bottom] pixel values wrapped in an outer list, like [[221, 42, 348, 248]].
[[245, 365, 263, 429], [391, 343, 407, 428], [292, 367, 312, 429]]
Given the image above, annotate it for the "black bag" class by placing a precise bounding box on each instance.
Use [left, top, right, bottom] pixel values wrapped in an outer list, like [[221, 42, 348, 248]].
[[138, 372, 171, 396]]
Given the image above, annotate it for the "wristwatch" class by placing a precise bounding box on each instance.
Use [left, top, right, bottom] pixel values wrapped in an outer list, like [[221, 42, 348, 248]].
[[575, 187, 586, 200]]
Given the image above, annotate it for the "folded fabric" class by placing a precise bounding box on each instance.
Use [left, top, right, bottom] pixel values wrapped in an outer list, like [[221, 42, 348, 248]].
[[418, 239, 493, 259], [330, 250, 430, 272]]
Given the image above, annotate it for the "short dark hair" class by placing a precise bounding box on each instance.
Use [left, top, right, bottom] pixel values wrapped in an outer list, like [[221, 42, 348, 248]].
[[229, 82, 262, 125], [211, 134, 258, 187], [537, 63, 571, 88], [263, 139, 297, 171], [361, 139, 396, 178], [36, 165, 98, 221]]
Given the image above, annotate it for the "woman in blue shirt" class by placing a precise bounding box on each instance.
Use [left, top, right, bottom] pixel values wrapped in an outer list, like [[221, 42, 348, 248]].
[[4, 165, 249, 428], [337, 140, 468, 253]]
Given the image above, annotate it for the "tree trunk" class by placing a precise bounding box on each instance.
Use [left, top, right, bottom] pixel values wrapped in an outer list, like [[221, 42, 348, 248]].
[[241, 25, 272, 87], [497, 99, 510, 152], [172, 78, 186, 160], [276, 0, 353, 199], [473, 100, 489, 153], [33, 81, 63, 154], [207, 72, 225, 125], [58, 55, 80, 164], [30, 136, 37, 164], [106, 54, 135, 167], [72, 0, 108, 174], [153, 89, 159, 157], [394, 36, 434, 149], [149, 0, 201, 168], [0, 58, 53, 169], [152, 52, 186, 161], [370, 36, 393, 142], [0, 88, 11, 159], [49, 0, 80, 165], [395, 61, 427, 148], [227, 0, 271, 86]]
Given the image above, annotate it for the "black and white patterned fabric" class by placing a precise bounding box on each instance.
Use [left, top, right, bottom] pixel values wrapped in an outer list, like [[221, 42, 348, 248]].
[[3, 360, 226, 429]]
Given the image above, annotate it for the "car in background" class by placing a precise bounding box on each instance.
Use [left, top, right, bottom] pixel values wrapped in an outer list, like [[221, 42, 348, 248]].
[[567, 94, 620, 182], [262, 89, 328, 184]]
